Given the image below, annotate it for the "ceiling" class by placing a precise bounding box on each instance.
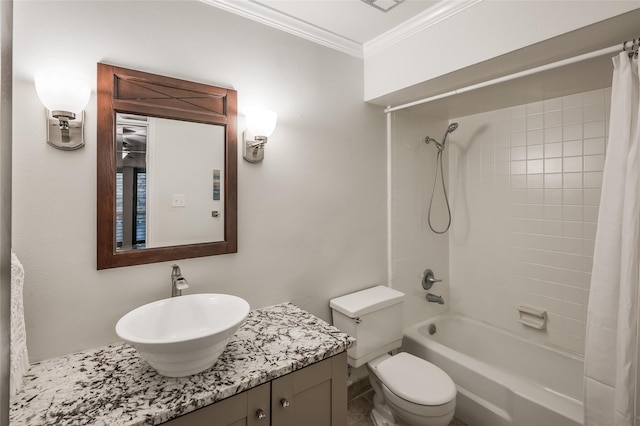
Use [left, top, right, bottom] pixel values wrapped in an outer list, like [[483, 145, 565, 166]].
[[200, 0, 480, 58]]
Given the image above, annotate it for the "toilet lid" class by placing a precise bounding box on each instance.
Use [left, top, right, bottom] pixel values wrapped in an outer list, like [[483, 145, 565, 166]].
[[376, 352, 456, 406]]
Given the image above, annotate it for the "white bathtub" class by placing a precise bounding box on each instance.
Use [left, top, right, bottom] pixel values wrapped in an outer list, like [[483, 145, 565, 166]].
[[403, 314, 584, 426]]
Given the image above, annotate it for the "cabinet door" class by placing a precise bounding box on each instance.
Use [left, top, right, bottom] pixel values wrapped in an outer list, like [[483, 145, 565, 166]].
[[271, 352, 347, 426], [162, 382, 271, 426]]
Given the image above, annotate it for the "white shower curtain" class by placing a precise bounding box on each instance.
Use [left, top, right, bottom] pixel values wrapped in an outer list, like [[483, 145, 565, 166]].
[[584, 51, 640, 426]]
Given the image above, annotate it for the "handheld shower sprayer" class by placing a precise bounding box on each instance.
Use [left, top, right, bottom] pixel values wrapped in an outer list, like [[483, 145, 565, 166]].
[[423, 123, 458, 234]]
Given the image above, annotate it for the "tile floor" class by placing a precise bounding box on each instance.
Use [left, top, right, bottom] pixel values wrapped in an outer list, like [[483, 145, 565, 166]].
[[347, 381, 467, 426]]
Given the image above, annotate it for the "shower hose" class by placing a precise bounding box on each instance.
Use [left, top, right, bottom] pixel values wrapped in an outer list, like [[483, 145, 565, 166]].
[[427, 148, 452, 234]]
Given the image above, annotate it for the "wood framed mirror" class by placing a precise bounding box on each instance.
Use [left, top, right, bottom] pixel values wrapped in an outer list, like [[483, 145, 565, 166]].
[[97, 63, 237, 269]]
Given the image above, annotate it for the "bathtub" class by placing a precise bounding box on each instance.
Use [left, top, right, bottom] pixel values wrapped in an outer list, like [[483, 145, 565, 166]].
[[403, 314, 584, 426]]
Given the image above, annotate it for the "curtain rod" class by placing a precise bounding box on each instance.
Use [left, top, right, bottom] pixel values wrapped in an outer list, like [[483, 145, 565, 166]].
[[384, 40, 637, 114]]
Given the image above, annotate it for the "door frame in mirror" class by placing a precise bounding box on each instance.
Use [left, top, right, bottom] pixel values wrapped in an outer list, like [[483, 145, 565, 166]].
[[97, 63, 237, 269]]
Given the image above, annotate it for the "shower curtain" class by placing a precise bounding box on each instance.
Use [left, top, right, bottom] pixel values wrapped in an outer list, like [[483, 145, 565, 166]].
[[584, 51, 639, 425]]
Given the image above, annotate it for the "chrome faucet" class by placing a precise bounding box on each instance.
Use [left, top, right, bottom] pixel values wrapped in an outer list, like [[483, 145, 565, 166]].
[[171, 264, 189, 297], [426, 293, 445, 304]]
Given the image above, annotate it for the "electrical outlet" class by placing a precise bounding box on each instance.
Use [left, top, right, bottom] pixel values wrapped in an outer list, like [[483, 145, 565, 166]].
[[172, 194, 186, 207]]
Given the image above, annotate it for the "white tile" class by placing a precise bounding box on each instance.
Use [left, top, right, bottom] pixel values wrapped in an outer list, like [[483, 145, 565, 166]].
[[544, 173, 562, 189], [511, 131, 527, 146], [583, 238, 596, 256], [527, 160, 544, 174], [511, 116, 526, 132], [584, 189, 602, 205], [543, 235, 564, 251], [584, 121, 605, 139], [563, 157, 583, 173], [563, 285, 589, 305], [510, 105, 527, 118], [544, 110, 563, 128], [584, 137, 605, 155], [543, 220, 564, 236], [564, 140, 583, 157], [544, 98, 562, 112], [563, 172, 583, 189], [510, 189, 527, 203], [511, 175, 527, 189], [563, 106, 582, 125], [563, 334, 585, 354], [562, 269, 591, 288], [527, 129, 544, 145], [527, 101, 544, 115], [583, 205, 599, 222], [563, 301, 587, 322], [544, 205, 563, 220], [584, 171, 603, 189], [564, 221, 583, 239], [544, 126, 563, 143], [527, 189, 544, 204], [583, 103, 605, 122], [527, 113, 543, 130], [545, 189, 563, 205], [528, 174, 543, 189], [562, 237, 584, 255], [496, 161, 510, 176], [582, 89, 605, 106], [496, 147, 510, 162], [563, 93, 582, 109], [564, 189, 583, 205], [527, 144, 544, 160], [584, 222, 597, 239], [511, 146, 526, 161], [563, 124, 583, 141], [545, 158, 562, 173], [545, 142, 563, 158], [526, 218, 545, 234], [564, 205, 583, 221], [511, 160, 526, 175], [527, 204, 544, 220], [584, 155, 605, 172]]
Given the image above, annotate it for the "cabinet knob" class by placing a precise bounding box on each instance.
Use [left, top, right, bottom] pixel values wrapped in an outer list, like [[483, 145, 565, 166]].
[[256, 409, 267, 420], [280, 398, 290, 408]]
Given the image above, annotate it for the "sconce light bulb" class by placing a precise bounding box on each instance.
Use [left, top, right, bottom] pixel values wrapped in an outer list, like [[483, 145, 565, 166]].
[[35, 70, 91, 114], [246, 108, 277, 139]]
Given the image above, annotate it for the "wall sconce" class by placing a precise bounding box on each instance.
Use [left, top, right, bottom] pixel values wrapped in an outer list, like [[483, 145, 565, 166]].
[[34, 70, 91, 150], [243, 108, 277, 163]]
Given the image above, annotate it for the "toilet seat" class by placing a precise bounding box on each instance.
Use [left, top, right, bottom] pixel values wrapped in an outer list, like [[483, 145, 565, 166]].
[[376, 352, 456, 406]]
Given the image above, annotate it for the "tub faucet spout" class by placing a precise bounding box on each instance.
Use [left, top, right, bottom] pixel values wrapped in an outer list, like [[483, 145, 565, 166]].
[[426, 293, 444, 304], [171, 264, 189, 297]]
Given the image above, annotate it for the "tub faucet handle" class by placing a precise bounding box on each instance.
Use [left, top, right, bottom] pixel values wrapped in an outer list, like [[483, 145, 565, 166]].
[[422, 269, 442, 290]]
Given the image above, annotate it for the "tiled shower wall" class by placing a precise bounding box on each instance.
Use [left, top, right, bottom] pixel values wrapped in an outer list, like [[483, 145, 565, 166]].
[[391, 111, 449, 328], [448, 88, 610, 355]]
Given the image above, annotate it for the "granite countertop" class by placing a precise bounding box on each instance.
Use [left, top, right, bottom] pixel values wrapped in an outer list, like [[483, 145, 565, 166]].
[[10, 303, 355, 426]]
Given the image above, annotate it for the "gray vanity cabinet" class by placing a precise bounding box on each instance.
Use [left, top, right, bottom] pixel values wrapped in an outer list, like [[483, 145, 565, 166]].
[[162, 352, 347, 426], [162, 382, 270, 426]]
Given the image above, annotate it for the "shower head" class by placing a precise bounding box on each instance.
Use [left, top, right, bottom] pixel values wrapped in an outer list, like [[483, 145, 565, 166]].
[[425, 123, 459, 152]]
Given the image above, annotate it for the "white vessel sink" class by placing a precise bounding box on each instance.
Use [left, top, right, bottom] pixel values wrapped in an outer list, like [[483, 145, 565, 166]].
[[116, 293, 250, 377]]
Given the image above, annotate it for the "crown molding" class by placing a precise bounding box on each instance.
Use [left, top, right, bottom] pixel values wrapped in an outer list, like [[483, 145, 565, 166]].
[[363, 0, 483, 58], [200, 0, 483, 60], [200, 0, 363, 58]]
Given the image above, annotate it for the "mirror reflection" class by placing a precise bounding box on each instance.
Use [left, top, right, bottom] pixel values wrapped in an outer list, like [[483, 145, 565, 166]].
[[115, 113, 225, 251], [97, 63, 237, 269]]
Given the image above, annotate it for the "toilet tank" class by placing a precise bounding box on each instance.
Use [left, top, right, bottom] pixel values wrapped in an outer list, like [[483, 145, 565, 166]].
[[330, 285, 404, 368]]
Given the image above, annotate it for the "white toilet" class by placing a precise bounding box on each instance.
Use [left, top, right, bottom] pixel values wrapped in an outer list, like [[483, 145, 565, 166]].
[[330, 285, 456, 426]]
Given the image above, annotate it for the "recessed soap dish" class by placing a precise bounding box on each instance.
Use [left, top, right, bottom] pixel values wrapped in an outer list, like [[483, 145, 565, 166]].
[[518, 305, 547, 330]]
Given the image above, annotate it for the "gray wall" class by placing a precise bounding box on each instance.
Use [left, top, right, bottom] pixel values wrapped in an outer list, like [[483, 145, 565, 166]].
[[12, 1, 387, 361]]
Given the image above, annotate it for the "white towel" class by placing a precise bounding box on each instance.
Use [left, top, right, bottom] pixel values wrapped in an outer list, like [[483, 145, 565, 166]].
[[10, 250, 29, 396]]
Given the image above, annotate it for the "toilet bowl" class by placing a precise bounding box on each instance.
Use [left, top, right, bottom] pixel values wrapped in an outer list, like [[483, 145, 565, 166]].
[[368, 352, 456, 426], [329, 286, 457, 426]]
